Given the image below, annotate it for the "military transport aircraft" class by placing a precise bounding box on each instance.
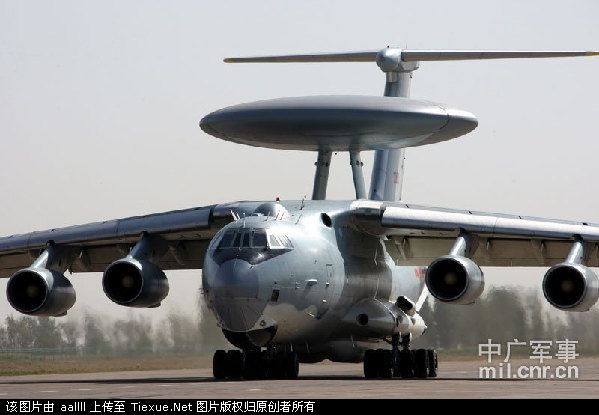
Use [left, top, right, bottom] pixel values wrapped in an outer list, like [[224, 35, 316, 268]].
[[1, 48, 598, 380]]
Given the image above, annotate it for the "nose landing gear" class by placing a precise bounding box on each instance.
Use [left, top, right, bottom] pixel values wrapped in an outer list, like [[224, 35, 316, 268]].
[[363, 334, 438, 379], [213, 348, 300, 380]]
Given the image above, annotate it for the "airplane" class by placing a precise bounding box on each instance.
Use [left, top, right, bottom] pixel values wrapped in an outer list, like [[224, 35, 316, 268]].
[[1, 48, 598, 381]]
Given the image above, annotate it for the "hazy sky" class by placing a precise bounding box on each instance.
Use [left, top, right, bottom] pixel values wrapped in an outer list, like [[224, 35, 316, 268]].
[[1, 0, 598, 320]]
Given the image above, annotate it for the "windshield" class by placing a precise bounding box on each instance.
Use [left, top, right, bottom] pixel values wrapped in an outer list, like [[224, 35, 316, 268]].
[[252, 230, 267, 248], [217, 228, 293, 250]]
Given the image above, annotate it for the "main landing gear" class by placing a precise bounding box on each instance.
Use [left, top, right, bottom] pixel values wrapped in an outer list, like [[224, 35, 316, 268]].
[[213, 349, 300, 380], [363, 334, 438, 379]]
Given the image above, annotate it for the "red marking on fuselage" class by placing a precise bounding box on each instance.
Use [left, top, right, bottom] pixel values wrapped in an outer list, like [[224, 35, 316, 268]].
[[414, 267, 425, 279]]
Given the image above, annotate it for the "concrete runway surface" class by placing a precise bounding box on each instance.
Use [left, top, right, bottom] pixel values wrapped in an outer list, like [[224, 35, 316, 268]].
[[1, 358, 598, 399]]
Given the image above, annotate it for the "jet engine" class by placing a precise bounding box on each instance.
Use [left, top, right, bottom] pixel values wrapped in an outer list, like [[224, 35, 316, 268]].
[[103, 257, 169, 308], [7, 267, 75, 316], [425, 255, 484, 304], [543, 263, 599, 311]]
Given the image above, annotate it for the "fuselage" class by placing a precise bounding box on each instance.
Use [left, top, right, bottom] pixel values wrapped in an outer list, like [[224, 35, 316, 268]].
[[202, 200, 426, 362]]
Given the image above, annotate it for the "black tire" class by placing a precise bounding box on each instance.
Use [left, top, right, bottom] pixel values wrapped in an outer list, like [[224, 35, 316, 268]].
[[268, 354, 285, 379], [285, 351, 300, 379], [427, 349, 438, 378], [243, 351, 263, 380], [213, 350, 229, 380], [392, 349, 401, 378], [376, 349, 393, 379], [414, 349, 429, 378], [363, 350, 377, 379], [227, 350, 243, 379], [399, 349, 414, 378], [258, 350, 270, 379]]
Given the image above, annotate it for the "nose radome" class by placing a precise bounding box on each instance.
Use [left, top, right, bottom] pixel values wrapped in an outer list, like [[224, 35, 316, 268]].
[[210, 259, 267, 332], [212, 259, 259, 299]]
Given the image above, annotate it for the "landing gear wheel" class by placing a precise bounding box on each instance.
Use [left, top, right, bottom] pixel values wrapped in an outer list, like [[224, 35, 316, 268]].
[[414, 349, 429, 378], [216, 349, 303, 380], [213, 350, 229, 380], [266, 354, 284, 379], [243, 351, 264, 380], [398, 349, 415, 378], [376, 349, 393, 379], [284, 351, 300, 379], [392, 349, 401, 378], [276, 353, 293, 379], [427, 349, 438, 378], [363, 350, 377, 379], [227, 350, 244, 379]]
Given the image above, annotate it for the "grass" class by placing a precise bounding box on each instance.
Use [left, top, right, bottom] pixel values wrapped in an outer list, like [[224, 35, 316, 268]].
[[0, 353, 214, 376]]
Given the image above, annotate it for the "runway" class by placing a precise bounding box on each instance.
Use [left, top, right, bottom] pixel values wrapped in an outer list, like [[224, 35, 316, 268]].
[[1, 359, 598, 399]]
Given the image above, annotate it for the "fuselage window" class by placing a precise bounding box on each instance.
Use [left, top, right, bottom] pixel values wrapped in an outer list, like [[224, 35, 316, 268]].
[[252, 230, 267, 248]]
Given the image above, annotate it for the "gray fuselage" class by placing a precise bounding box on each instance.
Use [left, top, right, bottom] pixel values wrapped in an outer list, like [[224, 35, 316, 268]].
[[202, 200, 426, 362]]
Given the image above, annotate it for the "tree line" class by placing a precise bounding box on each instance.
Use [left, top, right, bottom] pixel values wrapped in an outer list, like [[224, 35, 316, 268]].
[[0, 297, 227, 355], [1, 288, 599, 355], [415, 288, 599, 354]]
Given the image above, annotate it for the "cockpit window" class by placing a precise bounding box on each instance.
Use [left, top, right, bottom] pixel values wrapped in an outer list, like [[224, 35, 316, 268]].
[[232, 232, 241, 248], [218, 230, 236, 248], [217, 228, 293, 251], [268, 234, 281, 247], [278, 234, 293, 248], [252, 230, 267, 248], [241, 232, 250, 247]]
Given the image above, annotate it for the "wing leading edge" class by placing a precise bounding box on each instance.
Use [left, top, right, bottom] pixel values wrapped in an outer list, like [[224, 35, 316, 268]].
[[350, 200, 599, 267], [0, 204, 238, 278]]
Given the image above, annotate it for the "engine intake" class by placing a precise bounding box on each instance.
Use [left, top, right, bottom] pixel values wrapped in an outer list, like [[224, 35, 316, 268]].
[[6, 268, 75, 316], [543, 263, 599, 311], [103, 258, 169, 307], [425, 255, 484, 304]]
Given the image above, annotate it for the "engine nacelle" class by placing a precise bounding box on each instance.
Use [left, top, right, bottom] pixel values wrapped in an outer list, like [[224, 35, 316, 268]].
[[543, 263, 599, 311], [6, 268, 75, 316], [102, 258, 169, 308], [425, 255, 484, 304]]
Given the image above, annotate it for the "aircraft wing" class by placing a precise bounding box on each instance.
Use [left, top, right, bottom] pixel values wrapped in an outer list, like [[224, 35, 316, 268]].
[[350, 200, 599, 267], [0, 203, 248, 278]]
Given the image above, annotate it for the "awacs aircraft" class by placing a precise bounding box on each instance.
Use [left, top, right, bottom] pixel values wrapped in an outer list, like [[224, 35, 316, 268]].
[[1, 48, 598, 380]]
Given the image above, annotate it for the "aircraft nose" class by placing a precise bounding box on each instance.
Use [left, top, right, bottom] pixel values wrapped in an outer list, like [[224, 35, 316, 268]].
[[210, 259, 267, 332]]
